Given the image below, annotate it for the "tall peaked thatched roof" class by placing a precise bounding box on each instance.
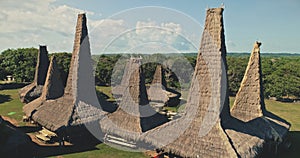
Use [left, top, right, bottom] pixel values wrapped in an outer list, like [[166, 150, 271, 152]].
[[100, 59, 168, 140], [64, 13, 88, 96], [112, 57, 142, 98], [41, 56, 64, 100], [141, 7, 239, 158], [28, 13, 106, 132], [147, 65, 168, 103], [231, 41, 266, 122], [23, 56, 64, 117], [152, 65, 167, 88], [224, 41, 290, 157], [147, 64, 181, 106], [19, 45, 50, 103]]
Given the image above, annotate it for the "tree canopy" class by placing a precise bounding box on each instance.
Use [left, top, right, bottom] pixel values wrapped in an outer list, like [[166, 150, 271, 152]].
[[0, 48, 38, 82], [1, 48, 299, 100]]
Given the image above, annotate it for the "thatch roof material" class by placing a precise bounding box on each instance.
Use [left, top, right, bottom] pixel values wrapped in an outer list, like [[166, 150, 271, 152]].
[[100, 58, 168, 141], [23, 56, 64, 117], [112, 57, 142, 98], [28, 13, 106, 132], [147, 65, 180, 106], [226, 41, 290, 156], [41, 56, 64, 100], [19, 45, 50, 103], [141, 7, 239, 158], [231, 42, 265, 122], [151, 65, 167, 88]]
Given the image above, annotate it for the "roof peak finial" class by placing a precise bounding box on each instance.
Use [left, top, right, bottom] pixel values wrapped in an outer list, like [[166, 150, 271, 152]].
[[221, 3, 225, 9]]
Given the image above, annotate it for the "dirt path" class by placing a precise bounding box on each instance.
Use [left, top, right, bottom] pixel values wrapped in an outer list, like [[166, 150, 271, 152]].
[[2, 116, 19, 126]]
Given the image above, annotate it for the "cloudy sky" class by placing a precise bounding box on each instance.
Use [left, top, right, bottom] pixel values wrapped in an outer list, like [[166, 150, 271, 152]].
[[0, 0, 299, 54]]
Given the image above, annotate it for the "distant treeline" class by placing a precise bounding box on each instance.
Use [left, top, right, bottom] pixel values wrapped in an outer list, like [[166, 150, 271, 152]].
[[0, 48, 299, 100]]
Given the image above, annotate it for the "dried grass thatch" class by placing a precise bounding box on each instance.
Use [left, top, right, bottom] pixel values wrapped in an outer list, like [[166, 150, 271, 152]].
[[147, 65, 180, 106], [100, 58, 168, 141], [112, 57, 142, 98], [231, 42, 266, 121], [27, 13, 106, 132], [19, 45, 50, 103], [23, 56, 64, 117], [227, 41, 291, 156], [140, 7, 239, 158]]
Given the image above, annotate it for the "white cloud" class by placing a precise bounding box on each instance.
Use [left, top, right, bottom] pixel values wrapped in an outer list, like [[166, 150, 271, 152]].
[[0, 1, 199, 54], [0, 0, 96, 52], [99, 20, 194, 53], [89, 19, 127, 53]]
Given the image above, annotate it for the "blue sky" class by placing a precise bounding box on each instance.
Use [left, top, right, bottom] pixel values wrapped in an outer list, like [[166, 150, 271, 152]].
[[0, 0, 299, 53]]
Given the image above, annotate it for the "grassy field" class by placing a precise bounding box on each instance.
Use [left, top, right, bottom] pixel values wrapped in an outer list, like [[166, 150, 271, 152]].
[[0, 89, 24, 123], [0, 87, 299, 157], [59, 144, 146, 158]]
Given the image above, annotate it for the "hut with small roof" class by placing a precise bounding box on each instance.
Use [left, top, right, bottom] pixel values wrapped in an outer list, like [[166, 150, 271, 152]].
[[19, 45, 50, 103]]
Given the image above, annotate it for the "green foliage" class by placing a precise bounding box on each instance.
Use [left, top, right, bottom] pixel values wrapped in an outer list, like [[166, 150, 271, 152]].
[[263, 57, 300, 99], [0, 47, 299, 100], [95, 54, 121, 86], [0, 48, 72, 84], [0, 89, 24, 122], [0, 48, 38, 82], [227, 56, 249, 95], [0, 55, 8, 80], [142, 62, 158, 84], [185, 54, 300, 99]]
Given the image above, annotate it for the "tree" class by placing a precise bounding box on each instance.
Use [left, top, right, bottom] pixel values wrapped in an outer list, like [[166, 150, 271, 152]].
[[227, 56, 249, 95], [0, 55, 8, 80], [0, 48, 38, 82], [264, 58, 300, 99], [95, 54, 120, 86]]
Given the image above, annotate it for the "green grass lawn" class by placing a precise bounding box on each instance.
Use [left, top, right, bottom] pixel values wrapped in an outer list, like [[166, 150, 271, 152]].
[[0, 87, 299, 157], [96, 86, 115, 101], [0, 89, 24, 124], [59, 144, 147, 158], [229, 97, 300, 131]]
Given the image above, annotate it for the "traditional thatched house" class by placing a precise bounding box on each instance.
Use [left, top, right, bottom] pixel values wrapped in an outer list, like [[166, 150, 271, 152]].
[[140, 7, 291, 158], [112, 57, 142, 99], [26, 14, 106, 139], [19, 45, 50, 103], [231, 42, 267, 122], [100, 58, 168, 147], [23, 56, 64, 119], [147, 65, 181, 107], [140, 7, 239, 157], [227, 41, 291, 156]]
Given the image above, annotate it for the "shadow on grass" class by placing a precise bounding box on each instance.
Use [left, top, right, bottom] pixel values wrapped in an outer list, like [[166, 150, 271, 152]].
[[32, 130, 103, 158], [17, 126, 42, 133], [1, 137, 102, 158], [96, 91, 118, 113], [0, 94, 12, 104], [276, 131, 300, 158], [31, 141, 101, 157]]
